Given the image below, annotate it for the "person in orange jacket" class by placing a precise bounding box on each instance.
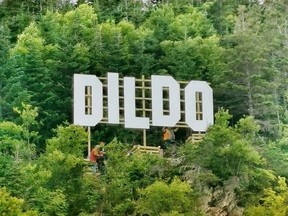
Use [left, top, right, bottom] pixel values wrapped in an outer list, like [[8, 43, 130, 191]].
[[90, 145, 100, 174], [162, 127, 178, 149]]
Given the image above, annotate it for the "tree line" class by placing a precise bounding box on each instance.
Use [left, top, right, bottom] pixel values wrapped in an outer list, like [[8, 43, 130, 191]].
[[1, 0, 288, 215]]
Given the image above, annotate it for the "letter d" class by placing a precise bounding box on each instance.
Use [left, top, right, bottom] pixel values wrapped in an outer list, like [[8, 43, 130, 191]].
[[73, 74, 103, 126]]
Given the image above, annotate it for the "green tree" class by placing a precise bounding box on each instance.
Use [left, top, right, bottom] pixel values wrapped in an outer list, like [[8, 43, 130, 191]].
[[92, 138, 171, 215], [207, 0, 252, 35], [262, 124, 288, 178], [14, 103, 40, 148], [0, 23, 11, 120], [46, 124, 87, 158], [0, 2, 33, 43], [144, 4, 175, 42], [0, 187, 37, 216], [39, 150, 84, 214], [0, 103, 39, 161], [2, 20, 73, 142], [0, 121, 23, 160], [218, 5, 278, 136], [137, 178, 204, 215], [143, 4, 225, 83], [168, 6, 216, 40], [38, 124, 92, 215], [245, 177, 288, 216], [10, 163, 68, 216], [260, 0, 288, 133], [160, 35, 224, 81], [181, 109, 263, 180], [92, 0, 149, 25], [3, 23, 49, 119]]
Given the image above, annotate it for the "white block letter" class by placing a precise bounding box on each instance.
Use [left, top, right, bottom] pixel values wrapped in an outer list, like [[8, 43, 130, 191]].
[[124, 77, 149, 129], [73, 74, 103, 126], [185, 81, 213, 131], [107, 73, 119, 124], [151, 75, 180, 127]]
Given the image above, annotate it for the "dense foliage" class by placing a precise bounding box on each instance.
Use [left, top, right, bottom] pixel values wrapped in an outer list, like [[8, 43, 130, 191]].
[[1, 0, 288, 215]]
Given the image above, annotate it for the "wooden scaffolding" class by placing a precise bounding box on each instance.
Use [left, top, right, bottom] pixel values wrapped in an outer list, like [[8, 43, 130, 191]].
[[85, 75, 205, 156]]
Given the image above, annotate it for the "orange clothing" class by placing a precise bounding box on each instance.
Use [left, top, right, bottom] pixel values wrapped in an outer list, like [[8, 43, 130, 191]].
[[163, 129, 170, 141], [163, 128, 175, 141], [90, 148, 99, 162]]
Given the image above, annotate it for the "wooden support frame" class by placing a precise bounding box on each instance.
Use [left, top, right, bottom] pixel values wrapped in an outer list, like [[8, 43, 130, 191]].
[[131, 145, 163, 156], [195, 92, 203, 121], [97, 76, 205, 129], [85, 86, 92, 158], [186, 132, 205, 143], [84, 76, 205, 155]]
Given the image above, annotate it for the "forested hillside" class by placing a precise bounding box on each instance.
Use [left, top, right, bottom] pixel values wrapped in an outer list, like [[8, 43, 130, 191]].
[[1, 0, 288, 215]]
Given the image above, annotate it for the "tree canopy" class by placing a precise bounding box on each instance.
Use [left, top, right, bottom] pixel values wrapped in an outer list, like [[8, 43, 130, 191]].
[[1, 0, 288, 215]]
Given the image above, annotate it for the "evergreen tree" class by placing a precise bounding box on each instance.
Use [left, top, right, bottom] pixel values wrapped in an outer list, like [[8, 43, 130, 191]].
[[218, 5, 278, 136]]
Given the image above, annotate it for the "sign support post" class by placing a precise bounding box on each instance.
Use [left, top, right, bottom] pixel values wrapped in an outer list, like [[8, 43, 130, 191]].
[[142, 75, 147, 146], [86, 86, 92, 157], [88, 126, 91, 157]]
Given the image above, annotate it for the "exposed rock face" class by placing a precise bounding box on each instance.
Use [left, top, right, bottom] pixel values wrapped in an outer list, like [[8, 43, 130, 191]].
[[205, 176, 244, 216], [182, 165, 243, 215], [173, 150, 244, 216]]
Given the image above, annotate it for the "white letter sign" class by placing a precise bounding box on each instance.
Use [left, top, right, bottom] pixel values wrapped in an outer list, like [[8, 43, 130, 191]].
[[73, 73, 214, 131], [107, 72, 120, 124], [151, 75, 181, 127], [73, 74, 103, 126], [185, 81, 214, 131], [124, 77, 149, 129]]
